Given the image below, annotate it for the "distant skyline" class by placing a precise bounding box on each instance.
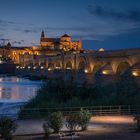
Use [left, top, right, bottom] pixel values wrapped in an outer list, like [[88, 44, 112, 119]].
[[0, 0, 140, 50]]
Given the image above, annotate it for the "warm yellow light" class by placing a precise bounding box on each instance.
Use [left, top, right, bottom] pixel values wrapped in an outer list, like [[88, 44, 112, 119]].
[[32, 46, 37, 50], [99, 48, 105, 52], [84, 69, 88, 73], [102, 70, 108, 75], [33, 66, 36, 69], [132, 71, 139, 76], [55, 67, 60, 69], [66, 67, 71, 70], [35, 52, 39, 55], [28, 66, 31, 69], [16, 66, 19, 69], [48, 68, 52, 71], [22, 67, 25, 69], [40, 66, 44, 69], [13, 51, 16, 55], [0, 60, 3, 64]]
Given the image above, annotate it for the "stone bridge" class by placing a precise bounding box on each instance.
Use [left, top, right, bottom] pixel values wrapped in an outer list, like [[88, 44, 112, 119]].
[[17, 48, 140, 84], [44, 48, 140, 74]]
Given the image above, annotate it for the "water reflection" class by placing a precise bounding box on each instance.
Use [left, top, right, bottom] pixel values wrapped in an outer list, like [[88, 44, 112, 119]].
[[0, 76, 41, 101]]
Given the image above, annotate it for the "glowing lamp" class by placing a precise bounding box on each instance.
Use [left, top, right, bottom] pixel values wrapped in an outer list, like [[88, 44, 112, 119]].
[[48, 68, 52, 71], [102, 70, 108, 75], [33, 66, 36, 69], [16, 66, 19, 69], [28, 66, 31, 69], [0, 60, 3, 64], [99, 48, 105, 52], [66, 67, 71, 70], [40, 66, 44, 69], [84, 69, 88, 73], [55, 67, 60, 69], [132, 71, 138, 76]]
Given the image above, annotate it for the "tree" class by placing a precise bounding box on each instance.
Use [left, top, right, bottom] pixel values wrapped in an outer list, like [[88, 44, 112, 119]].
[[0, 117, 17, 140]]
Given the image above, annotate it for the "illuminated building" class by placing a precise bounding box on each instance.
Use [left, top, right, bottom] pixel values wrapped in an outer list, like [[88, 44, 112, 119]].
[[0, 31, 82, 65], [40, 31, 82, 52]]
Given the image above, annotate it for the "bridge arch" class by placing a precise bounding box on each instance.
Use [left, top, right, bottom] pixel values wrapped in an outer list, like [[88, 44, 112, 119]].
[[39, 58, 46, 66], [78, 61, 86, 71], [116, 61, 130, 75], [48, 62, 55, 70], [78, 61, 91, 73], [93, 62, 105, 74], [65, 61, 73, 70], [77, 55, 92, 72], [55, 62, 61, 69], [23, 52, 30, 55]]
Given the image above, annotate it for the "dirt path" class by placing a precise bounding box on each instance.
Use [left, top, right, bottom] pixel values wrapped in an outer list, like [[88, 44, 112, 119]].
[[14, 116, 140, 140]]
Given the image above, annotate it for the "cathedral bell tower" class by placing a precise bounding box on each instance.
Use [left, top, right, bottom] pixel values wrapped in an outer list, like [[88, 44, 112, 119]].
[[41, 30, 45, 38], [40, 30, 46, 47]]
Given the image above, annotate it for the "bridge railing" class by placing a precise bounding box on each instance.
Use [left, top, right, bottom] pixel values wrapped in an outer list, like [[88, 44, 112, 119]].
[[0, 105, 140, 119]]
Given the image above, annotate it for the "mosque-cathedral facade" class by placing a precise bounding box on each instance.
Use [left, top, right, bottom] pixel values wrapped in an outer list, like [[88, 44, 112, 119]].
[[0, 31, 82, 65]]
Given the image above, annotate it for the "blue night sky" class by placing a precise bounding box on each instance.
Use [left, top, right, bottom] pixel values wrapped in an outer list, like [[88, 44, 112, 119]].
[[0, 0, 140, 50]]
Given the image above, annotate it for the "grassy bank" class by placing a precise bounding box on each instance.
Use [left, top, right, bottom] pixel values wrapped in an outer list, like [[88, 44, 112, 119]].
[[19, 76, 140, 119]]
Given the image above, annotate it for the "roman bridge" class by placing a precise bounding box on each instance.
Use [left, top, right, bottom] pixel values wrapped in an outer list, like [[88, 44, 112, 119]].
[[44, 48, 140, 75], [17, 48, 140, 84]]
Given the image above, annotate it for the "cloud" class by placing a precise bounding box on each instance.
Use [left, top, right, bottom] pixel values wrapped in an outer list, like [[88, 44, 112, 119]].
[[24, 29, 32, 33], [31, 24, 139, 41], [0, 19, 16, 27], [87, 5, 140, 22], [0, 19, 37, 34], [12, 40, 24, 45], [16, 28, 39, 33]]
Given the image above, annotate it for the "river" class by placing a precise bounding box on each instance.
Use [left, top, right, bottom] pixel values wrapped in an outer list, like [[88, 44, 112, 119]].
[[0, 75, 42, 117]]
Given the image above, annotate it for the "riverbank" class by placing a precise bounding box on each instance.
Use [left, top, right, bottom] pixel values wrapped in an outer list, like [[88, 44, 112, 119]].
[[13, 116, 140, 140]]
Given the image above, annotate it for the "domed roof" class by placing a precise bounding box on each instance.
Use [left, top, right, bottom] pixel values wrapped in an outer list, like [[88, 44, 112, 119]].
[[98, 48, 105, 52], [61, 34, 70, 38]]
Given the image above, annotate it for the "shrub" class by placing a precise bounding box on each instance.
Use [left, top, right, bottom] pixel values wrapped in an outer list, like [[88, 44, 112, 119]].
[[47, 111, 63, 133], [65, 113, 79, 132], [77, 108, 92, 131], [43, 122, 50, 138], [0, 117, 17, 140], [134, 115, 140, 131]]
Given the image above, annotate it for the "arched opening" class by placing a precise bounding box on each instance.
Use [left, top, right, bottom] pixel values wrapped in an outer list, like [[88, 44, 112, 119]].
[[116, 62, 130, 75], [39, 58, 46, 66], [65, 61, 72, 70], [78, 61, 86, 71], [48, 63, 54, 71], [24, 52, 30, 55], [93, 62, 104, 74], [55, 62, 61, 69], [131, 62, 140, 77]]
